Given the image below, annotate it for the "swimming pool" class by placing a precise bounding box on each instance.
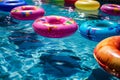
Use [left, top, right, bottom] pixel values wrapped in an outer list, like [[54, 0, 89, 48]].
[[0, 0, 120, 80]]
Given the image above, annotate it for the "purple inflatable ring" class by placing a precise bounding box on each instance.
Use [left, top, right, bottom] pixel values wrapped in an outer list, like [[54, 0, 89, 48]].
[[32, 15, 78, 38], [101, 4, 120, 16]]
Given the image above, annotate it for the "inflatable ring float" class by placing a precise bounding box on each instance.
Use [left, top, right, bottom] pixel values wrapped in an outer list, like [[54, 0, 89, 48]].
[[75, 0, 100, 10], [10, 5, 45, 20], [79, 20, 120, 41], [49, 0, 64, 6], [94, 36, 120, 78], [64, 0, 77, 6], [0, 0, 27, 12], [32, 15, 78, 38], [101, 4, 120, 16]]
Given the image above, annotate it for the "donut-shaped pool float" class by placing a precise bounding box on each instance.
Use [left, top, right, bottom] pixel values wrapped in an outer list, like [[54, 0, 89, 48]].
[[79, 20, 120, 41], [10, 5, 45, 20], [0, 0, 27, 12], [101, 4, 120, 16], [49, 0, 64, 6], [32, 15, 78, 38], [75, 0, 100, 10], [94, 36, 120, 78], [64, 0, 77, 6]]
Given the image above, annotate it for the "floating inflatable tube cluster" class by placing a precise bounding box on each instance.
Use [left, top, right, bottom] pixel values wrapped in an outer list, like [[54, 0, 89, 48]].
[[32, 15, 78, 38], [10, 5, 45, 20], [0, 0, 27, 12], [101, 4, 120, 16], [75, 0, 100, 10], [94, 36, 120, 78], [79, 20, 120, 41]]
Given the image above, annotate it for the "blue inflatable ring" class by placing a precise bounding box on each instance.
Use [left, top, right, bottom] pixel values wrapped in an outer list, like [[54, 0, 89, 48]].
[[0, 0, 27, 12], [79, 20, 120, 41]]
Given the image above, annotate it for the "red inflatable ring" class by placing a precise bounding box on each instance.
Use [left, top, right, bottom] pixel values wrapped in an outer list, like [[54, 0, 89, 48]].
[[64, 0, 77, 5], [94, 36, 120, 78]]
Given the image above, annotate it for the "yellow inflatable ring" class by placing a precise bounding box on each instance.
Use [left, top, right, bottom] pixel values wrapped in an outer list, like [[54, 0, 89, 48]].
[[75, 0, 100, 10]]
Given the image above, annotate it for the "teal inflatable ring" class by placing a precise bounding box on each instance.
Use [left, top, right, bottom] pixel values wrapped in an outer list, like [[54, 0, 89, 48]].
[[79, 20, 120, 41]]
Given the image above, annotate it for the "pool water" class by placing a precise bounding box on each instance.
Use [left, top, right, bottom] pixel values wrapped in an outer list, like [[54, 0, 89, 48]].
[[0, 0, 120, 80]]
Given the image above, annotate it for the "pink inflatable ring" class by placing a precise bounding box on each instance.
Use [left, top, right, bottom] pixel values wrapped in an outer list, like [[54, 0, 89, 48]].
[[10, 5, 45, 20], [32, 16, 78, 38], [101, 4, 120, 16]]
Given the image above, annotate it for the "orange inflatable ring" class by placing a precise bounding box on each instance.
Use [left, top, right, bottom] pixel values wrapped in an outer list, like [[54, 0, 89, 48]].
[[94, 36, 120, 78]]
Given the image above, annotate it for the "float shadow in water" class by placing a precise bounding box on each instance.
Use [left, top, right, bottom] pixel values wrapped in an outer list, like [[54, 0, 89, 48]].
[[87, 68, 113, 80], [39, 54, 81, 77]]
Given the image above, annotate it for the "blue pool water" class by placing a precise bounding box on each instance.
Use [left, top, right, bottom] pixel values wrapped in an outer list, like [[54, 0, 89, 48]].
[[0, 0, 120, 80]]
